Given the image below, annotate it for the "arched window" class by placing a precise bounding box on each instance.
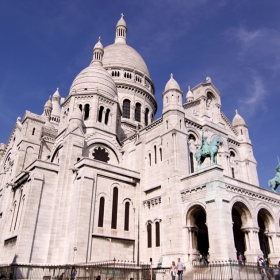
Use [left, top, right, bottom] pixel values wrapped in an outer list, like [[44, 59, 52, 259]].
[[98, 197, 105, 227], [123, 99, 130, 119], [79, 104, 83, 112], [84, 104, 90, 120], [160, 148, 162, 161], [154, 145, 157, 164], [145, 108, 149, 126], [124, 201, 130, 231], [149, 153, 151, 166], [135, 103, 141, 122], [105, 109, 110, 125], [111, 187, 118, 229], [147, 223, 152, 248], [155, 221, 160, 247], [98, 106, 104, 123], [190, 152, 194, 173]]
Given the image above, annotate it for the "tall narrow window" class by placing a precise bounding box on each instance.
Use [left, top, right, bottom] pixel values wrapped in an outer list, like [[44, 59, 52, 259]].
[[155, 221, 160, 247], [241, 129, 243, 135], [149, 153, 151, 166], [98, 197, 105, 227], [124, 202, 130, 231], [135, 103, 141, 122], [105, 109, 110, 125], [147, 223, 152, 248], [154, 145, 157, 164], [79, 104, 83, 112], [231, 167, 235, 179], [14, 191, 23, 230], [123, 99, 131, 119], [32, 128, 35, 135], [145, 108, 149, 126], [190, 152, 194, 173], [160, 148, 162, 161], [111, 187, 118, 229], [84, 104, 90, 120], [98, 106, 104, 123]]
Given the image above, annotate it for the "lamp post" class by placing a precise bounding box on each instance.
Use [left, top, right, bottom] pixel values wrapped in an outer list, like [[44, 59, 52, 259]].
[[73, 247, 77, 263]]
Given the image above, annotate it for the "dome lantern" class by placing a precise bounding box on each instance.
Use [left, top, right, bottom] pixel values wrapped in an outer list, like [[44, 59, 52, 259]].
[[115, 13, 127, 44], [91, 37, 104, 65]]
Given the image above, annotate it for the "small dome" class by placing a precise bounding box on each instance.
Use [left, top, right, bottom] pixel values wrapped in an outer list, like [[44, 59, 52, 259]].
[[93, 37, 104, 51], [232, 110, 246, 127], [70, 63, 117, 98], [44, 98, 53, 109], [164, 74, 180, 91], [186, 86, 194, 100], [116, 13, 126, 28]]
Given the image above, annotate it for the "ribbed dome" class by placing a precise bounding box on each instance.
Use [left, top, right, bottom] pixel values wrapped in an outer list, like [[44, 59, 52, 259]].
[[103, 44, 150, 77], [70, 63, 117, 98], [232, 110, 246, 127], [165, 74, 180, 91]]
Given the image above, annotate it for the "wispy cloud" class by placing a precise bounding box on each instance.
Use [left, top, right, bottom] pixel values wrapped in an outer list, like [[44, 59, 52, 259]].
[[238, 71, 266, 116]]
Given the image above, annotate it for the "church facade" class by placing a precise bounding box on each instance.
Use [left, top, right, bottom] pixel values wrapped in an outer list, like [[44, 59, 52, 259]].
[[0, 15, 280, 267]]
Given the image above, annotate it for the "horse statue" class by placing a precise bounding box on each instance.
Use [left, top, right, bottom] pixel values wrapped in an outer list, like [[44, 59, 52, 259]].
[[194, 134, 223, 170], [268, 164, 280, 192]]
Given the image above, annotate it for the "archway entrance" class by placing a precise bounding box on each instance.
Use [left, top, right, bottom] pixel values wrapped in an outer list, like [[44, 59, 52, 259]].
[[186, 205, 209, 257], [258, 209, 272, 258], [232, 202, 252, 256], [196, 210, 209, 255]]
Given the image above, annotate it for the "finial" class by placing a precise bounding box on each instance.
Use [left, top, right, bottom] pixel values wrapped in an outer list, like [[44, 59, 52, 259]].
[[235, 109, 238, 115], [57, 88, 59, 91], [188, 86, 190, 91], [98, 36, 101, 42], [170, 73, 173, 79], [121, 13, 124, 18], [49, 95, 52, 101]]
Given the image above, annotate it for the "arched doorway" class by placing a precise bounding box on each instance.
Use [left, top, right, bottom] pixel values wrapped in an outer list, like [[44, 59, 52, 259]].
[[257, 208, 273, 258], [186, 205, 209, 258], [232, 202, 252, 257]]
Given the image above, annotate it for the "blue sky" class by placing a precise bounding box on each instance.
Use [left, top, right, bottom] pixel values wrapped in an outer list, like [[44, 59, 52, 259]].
[[0, 0, 280, 190]]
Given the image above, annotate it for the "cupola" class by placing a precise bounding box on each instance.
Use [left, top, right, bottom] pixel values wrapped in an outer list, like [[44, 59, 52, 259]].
[[91, 37, 104, 65], [115, 13, 127, 44], [232, 110, 246, 127], [43, 96, 53, 117], [164, 74, 181, 92], [186, 86, 194, 103]]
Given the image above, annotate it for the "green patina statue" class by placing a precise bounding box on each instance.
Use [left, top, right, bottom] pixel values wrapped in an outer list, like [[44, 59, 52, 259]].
[[194, 133, 223, 170], [268, 164, 280, 193]]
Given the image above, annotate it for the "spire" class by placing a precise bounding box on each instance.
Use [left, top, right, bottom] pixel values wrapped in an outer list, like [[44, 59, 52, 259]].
[[115, 13, 127, 44], [91, 37, 104, 65]]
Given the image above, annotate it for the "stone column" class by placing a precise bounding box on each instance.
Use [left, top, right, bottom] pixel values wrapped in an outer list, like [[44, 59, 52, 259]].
[[241, 227, 263, 263]]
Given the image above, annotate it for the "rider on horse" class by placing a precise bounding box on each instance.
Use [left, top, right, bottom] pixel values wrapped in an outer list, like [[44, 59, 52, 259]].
[[201, 132, 210, 155]]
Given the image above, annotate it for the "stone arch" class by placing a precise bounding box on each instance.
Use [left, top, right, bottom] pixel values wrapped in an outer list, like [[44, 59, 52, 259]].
[[85, 139, 120, 165], [256, 204, 276, 257], [231, 198, 253, 256], [122, 197, 133, 206], [255, 203, 276, 231], [185, 203, 209, 257], [51, 145, 63, 164]]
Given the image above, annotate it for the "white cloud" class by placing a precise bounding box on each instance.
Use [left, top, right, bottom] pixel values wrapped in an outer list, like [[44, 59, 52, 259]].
[[238, 71, 266, 116]]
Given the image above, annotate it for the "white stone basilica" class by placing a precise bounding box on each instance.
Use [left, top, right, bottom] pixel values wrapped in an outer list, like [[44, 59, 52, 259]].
[[0, 15, 280, 267]]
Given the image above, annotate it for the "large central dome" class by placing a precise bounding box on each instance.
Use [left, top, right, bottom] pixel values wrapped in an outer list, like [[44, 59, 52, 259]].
[[103, 43, 150, 77]]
